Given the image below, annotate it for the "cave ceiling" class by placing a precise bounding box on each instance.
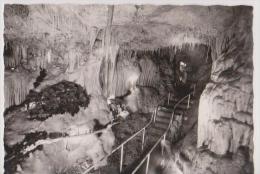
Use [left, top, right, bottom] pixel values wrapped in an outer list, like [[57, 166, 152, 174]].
[[4, 5, 249, 50]]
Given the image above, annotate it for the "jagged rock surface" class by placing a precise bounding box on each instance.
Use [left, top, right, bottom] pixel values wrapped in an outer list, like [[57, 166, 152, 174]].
[[197, 7, 253, 157]]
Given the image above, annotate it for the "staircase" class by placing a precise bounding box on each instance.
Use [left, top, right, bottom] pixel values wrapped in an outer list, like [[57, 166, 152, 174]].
[[82, 88, 195, 174], [129, 92, 194, 174]]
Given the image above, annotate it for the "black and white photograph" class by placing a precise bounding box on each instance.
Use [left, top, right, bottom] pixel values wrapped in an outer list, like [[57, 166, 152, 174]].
[[0, 1, 259, 174]]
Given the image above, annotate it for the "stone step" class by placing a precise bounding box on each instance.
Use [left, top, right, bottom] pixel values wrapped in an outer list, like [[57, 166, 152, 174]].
[[153, 125, 167, 132], [181, 99, 194, 104], [169, 97, 194, 104], [160, 106, 185, 115], [146, 134, 160, 145], [169, 98, 179, 102], [165, 104, 176, 110], [158, 108, 172, 114], [157, 113, 172, 120], [175, 104, 189, 109], [167, 101, 192, 107], [148, 128, 163, 138], [155, 121, 168, 130], [158, 107, 174, 113], [174, 109, 184, 115], [156, 117, 170, 124]]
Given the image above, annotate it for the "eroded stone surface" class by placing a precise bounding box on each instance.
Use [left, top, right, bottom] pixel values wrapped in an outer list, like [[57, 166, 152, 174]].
[[197, 7, 253, 156]]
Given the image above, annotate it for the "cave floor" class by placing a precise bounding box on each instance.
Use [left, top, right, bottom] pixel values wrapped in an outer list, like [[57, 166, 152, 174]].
[[91, 94, 198, 174], [90, 112, 151, 174]]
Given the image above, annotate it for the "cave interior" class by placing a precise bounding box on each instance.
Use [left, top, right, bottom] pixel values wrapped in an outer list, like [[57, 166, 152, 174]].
[[3, 4, 254, 174]]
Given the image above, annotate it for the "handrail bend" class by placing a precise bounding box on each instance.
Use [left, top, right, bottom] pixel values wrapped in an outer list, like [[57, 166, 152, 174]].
[[82, 107, 158, 173], [83, 86, 195, 174], [131, 91, 194, 174]]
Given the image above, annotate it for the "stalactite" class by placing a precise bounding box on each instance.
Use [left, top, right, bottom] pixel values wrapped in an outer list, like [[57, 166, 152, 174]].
[[101, 5, 119, 97], [4, 43, 26, 69], [89, 27, 100, 53]]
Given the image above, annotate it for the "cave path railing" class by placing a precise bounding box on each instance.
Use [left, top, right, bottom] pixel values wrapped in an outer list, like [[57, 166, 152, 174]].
[[82, 105, 159, 174], [131, 90, 195, 174], [167, 83, 196, 105], [83, 85, 195, 174]]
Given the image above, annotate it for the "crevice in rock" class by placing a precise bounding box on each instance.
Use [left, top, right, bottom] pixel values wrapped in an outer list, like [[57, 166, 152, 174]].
[[33, 67, 47, 88]]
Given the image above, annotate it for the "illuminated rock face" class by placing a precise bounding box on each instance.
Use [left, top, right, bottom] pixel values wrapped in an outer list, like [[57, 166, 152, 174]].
[[197, 7, 253, 157], [198, 83, 253, 155]]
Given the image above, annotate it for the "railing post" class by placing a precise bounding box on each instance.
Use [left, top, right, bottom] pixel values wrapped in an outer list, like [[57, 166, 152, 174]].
[[120, 144, 124, 173], [167, 92, 171, 105], [142, 128, 146, 151], [145, 154, 150, 174], [154, 107, 158, 122], [193, 84, 196, 97], [187, 94, 190, 109], [153, 110, 156, 123], [161, 134, 166, 156]]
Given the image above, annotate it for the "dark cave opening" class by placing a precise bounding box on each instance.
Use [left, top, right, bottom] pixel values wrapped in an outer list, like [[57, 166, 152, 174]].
[[100, 43, 212, 107], [134, 44, 212, 98], [92, 44, 214, 174], [4, 80, 90, 119]]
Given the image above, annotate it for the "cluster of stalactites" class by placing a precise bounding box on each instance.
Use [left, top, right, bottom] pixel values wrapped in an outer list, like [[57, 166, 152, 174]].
[[4, 42, 26, 69], [30, 5, 87, 36], [4, 73, 33, 109], [4, 41, 52, 70], [101, 5, 121, 97], [137, 58, 160, 89], [112, 48, 140, 96], [131, 41, 213, 57]]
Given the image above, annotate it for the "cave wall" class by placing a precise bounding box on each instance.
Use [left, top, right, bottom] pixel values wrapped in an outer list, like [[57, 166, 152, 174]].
[[197, 7, 253, 157]]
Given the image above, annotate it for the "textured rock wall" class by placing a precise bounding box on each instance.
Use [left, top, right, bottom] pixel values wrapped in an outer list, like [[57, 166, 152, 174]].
[[99, 48, 141, 97], [137, 57, 160, 89], [166, 125, 253, 174], [4, 71, 35, 109], [4, 86, 113, 174], [197, 7, 253, 157]]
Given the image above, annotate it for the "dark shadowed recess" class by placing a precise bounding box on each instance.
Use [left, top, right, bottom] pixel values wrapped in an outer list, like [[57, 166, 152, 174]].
[[5, 80, 90, 120], [4, 131, 69, 174], [26, 80, 90, 120], [33, 67, 47, 88]]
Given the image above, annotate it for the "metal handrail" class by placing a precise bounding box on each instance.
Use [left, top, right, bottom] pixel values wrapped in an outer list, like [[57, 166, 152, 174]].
[[82, 85, 195, 174], [131, 91, 194, 174], [82, 107, 158, 174]]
